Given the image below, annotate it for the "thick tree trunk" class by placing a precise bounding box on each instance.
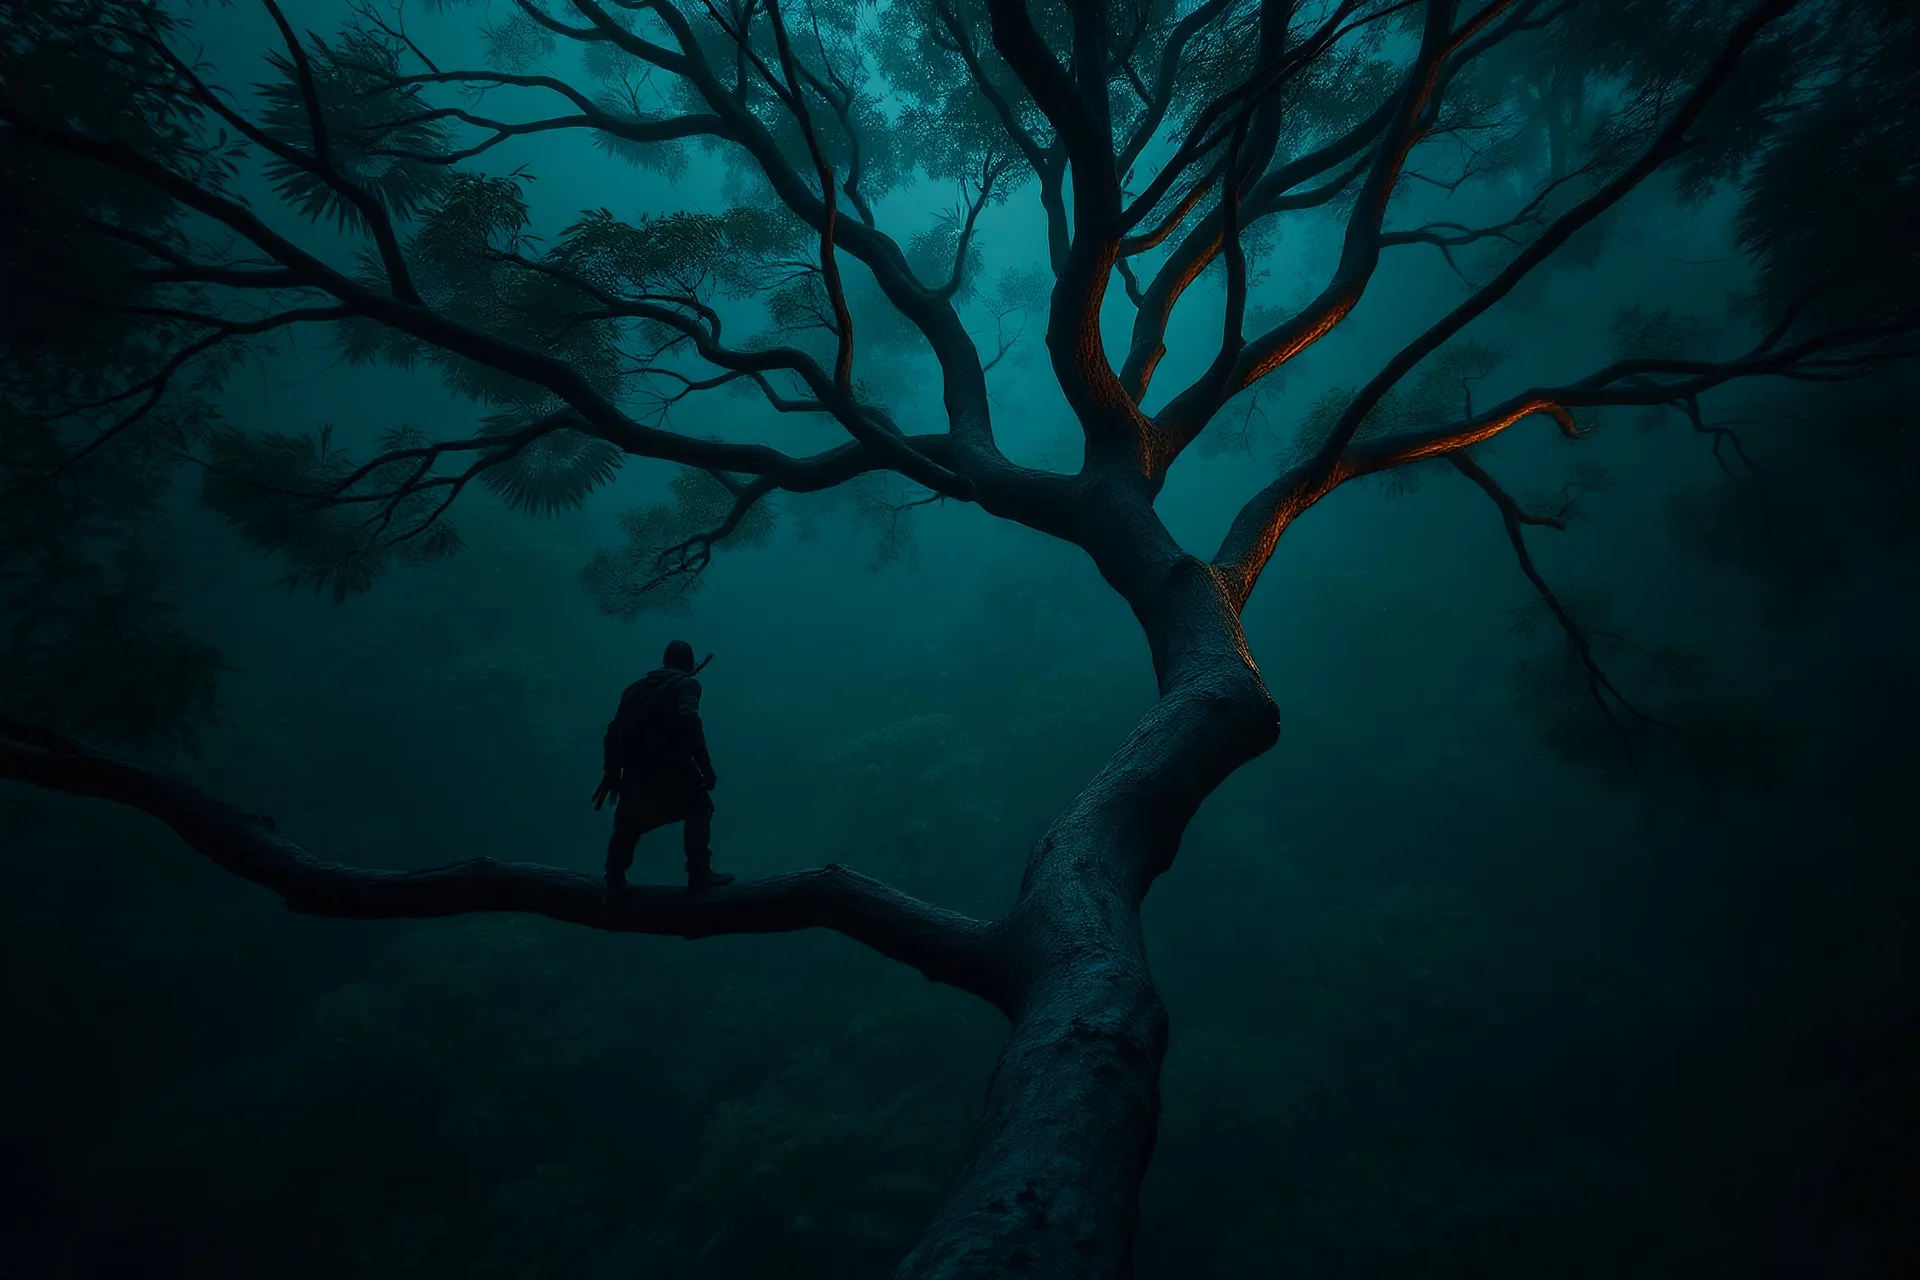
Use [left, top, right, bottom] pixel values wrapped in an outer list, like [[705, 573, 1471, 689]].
[[893, 911, 1166, 1279], [896, 553, 1279, 1279]]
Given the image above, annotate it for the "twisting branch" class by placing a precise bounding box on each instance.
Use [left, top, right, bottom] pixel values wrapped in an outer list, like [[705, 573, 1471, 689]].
[[1118, 0, 1566, 411], [976, 0, 1155, 470], [1649, 386, 1764, 482], [1116, 153, 1369, 400], [698, 0, 805, 114], [665, 473, 777, 565], [980, 0, 1115, 216], [1167, 110, 1257, 429], [0, 97, 913, 492], [764, 0, 854, 393], [1448, 452, 1660, 750], [1021, 0, 1402, 476], [21, 305, 352, 486], [1213, 310, 1916, 609], [259, 0, 422, 304], [361, 106, 716, 165], [1211, 0, 1816, 603], [0, 721, 1010, 1009], [1378, 161, 1589, 266], [1117, 0, 1235, 174], [567, 0, 1024, 471], [632, 366, 822, 422], [614, 473, 775, 596], [1150, 1, 1502, 457], [185, 415, 571, 564], [1115, 0, 1380, 239], [937, 153, 1012, 300], [1288, 0, 1806, 496], [101, 10, 420, 306], [1363, 317, 1920, 476], [365, 66, 608, 116], [801, 5, 878, 226], [522, 0, 664, 58], [320, 410, 577, 501], [347, 0, 439, 74], [931, 0, 1069, 271], [486, 249, 970, 498]]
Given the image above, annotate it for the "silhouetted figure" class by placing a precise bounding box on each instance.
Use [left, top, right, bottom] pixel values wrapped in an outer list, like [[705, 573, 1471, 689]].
[[595, 639, 733, 895]]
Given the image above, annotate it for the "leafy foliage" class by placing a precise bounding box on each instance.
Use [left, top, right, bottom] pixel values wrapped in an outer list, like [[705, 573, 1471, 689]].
[[581, 468, 778, 619], [198, 424, 465, 603], [477, 416, 626, 516], [1734, 1, 1920, 328], [257, 28, 455, 228], [481, 8, 557, 74], [0, 0, 245, 748]]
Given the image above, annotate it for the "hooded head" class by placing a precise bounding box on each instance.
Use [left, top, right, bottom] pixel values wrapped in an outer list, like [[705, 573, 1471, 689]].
[[662, 639, 697, 672]]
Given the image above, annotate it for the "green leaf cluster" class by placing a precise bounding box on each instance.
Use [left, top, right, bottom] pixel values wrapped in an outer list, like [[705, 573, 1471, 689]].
[[198, 424, 465, 603], [256, 28, 455, 229], [581, 469, 778, 619]]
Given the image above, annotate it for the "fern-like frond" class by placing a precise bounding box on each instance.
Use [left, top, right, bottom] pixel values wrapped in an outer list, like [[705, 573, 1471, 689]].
[[482, 10, 556, 72], [477, 418, 625, 515], [255, 29, 453, 229]]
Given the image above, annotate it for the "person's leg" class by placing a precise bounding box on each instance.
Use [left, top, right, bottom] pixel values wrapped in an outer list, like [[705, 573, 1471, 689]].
[[681, 794, 733, 890], [604, 792, 661, 895]]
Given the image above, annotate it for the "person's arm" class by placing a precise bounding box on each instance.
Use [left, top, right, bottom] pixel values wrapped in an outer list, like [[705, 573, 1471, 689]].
[[676, 678, 716, 788], [593, 688, 631, 807]]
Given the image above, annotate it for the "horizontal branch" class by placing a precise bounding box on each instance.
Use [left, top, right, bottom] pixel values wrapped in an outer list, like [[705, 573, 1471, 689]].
[[1214, 312, 1916, 607], [0, 721, 1009, 1009], [20, 304, 351, 485], [0, 99, 937, 494], [492, 252, 973, 499]]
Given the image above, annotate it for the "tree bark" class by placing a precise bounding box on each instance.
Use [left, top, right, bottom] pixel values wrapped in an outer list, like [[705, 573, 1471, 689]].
[[895, 552, 1280, 1278]]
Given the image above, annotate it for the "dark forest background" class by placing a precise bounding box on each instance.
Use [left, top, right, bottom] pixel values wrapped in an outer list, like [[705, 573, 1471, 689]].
[[4, 1, 1918, 1276]]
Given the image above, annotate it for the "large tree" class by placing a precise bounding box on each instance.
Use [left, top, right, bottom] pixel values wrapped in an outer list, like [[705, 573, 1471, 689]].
[[3, 0, 1916, 1274]]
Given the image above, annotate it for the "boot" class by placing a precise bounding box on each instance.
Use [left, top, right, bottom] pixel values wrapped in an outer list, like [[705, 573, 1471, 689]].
[[686, 858, 735, 892], [604, 870, 629, 904]]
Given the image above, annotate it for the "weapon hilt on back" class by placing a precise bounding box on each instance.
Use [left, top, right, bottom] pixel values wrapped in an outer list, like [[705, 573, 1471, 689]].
[[691, 653, 715, 675]]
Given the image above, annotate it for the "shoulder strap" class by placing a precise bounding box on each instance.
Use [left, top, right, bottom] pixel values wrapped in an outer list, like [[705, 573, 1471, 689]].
[[640, 671, 688, 714], [623, 671, 688, 740]]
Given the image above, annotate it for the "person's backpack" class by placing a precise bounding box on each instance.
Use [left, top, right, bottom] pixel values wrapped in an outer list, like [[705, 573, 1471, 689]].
[[615, 671, 690, 769]]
